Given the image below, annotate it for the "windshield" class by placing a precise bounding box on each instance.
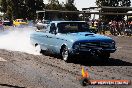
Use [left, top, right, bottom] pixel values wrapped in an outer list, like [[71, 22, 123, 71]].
[[17, 19, 25, 22], [57, 22, 90, 33], [43, 20, 50, 24]]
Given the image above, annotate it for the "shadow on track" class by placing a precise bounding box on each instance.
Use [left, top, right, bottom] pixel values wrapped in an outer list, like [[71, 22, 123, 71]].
[[42, 52, 132, 66], [0, 84, 25, 88], [69, 56, 132, 66]]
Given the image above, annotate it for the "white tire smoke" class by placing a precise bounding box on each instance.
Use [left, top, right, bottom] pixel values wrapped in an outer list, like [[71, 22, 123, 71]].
[[0, 27, 41, 55]]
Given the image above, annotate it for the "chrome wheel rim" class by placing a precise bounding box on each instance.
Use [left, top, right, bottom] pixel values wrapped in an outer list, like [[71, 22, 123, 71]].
[[62, 48, 68, 61], [36, 45, 41, 53]]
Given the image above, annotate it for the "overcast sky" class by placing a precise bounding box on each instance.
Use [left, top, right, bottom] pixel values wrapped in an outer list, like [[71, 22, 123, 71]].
[[44, 0, 132, 11]]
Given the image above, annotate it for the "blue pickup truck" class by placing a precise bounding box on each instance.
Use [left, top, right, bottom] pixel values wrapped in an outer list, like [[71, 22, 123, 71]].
[[30, 21, 116, 62]]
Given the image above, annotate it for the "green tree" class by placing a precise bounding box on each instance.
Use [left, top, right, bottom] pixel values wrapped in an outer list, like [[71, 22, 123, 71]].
[[1, 0, 7, 13], [1, 0, 45, 20], [96, 0, 131, 21], [24, 0, 45, 20], [66, 0, 74, 4], [6, 2, 13, 20], [45, 0, 63, 20], [96, 0, 131, 7], [46, 0, 62, 10], [11, 0, 27, 19], [64, 0, 79, 20], [45, 0, 79, 20]]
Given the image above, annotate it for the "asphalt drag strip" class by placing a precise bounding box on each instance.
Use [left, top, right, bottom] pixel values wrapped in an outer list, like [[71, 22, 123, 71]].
[[0, 49, 131, 88]]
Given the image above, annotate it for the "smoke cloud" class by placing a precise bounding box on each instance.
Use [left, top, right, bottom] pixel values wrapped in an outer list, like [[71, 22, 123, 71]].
[[0, 27, 41, 55]]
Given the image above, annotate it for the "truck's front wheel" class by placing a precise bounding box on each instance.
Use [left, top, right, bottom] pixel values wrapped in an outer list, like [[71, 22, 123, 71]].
[[61, 46, 70, 62], [35, 44, 42, 54]]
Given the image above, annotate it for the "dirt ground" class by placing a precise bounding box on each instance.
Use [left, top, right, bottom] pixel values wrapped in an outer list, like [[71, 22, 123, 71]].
[[0, 29, 132, 88]]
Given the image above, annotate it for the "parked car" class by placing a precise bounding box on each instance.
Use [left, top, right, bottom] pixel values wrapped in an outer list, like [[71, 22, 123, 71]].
[[35, 20, 50, 30], [13, 19, 28, 26], [3, 20, 12, 26], [30, 21, 116, 62]]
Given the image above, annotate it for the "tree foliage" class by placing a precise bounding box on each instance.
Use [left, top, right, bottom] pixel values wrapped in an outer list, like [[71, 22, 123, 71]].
[[45, 0, 78, 20], [96, 0, 131, 7], [45, 0, 63, 20], [64, 0, 79, 20], [1, 0, 7, 13], [0, 0, 78, 20], [96, 0, 131, 21], [1, 0, 44, 20], [46, 0, 62, 10]]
